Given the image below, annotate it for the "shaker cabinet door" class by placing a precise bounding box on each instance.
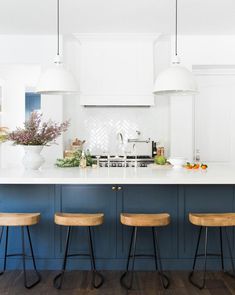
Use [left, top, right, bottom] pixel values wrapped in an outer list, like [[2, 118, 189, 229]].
[[57, 185, 117, 260]]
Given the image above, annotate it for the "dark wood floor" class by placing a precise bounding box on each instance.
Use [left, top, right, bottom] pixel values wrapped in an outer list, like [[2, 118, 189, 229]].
[[0, 271, 235, 295]]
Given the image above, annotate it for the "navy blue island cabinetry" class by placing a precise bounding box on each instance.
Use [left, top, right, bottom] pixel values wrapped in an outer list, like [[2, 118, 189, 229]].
[[0, 184, 234, 270]]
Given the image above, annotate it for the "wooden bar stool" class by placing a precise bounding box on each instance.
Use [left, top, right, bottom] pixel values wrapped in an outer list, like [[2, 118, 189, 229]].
[[189, 213, 235, 289], [0, 213, 41, 289], [54, 212, 104, 289], [120, 213, 170, 290]]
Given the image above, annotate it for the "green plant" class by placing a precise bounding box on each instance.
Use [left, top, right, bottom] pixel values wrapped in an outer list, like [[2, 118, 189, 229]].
[[56, 150, 94, 168]]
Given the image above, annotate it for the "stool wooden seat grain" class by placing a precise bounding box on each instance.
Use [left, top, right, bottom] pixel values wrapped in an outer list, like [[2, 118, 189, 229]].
[[120, 213, 170, 290], [55, 213, 104, 227], [121, 213, 170, 227], [0, 212, 41, 289], [189, 213, 235, 227], [53, 212, 104, 290], [189, 212, 235, 289]]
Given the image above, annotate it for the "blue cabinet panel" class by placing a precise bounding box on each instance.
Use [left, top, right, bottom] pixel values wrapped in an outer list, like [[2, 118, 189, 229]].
[[117, 185, 178, 260], [179, 185, 234, 258], [0, 185, 55, 259], [57, 185, 117, 259]]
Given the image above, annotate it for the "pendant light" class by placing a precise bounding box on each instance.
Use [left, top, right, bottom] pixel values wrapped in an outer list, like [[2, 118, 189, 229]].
[[36, 0, 78, 94], [153, 0, 198, 95]]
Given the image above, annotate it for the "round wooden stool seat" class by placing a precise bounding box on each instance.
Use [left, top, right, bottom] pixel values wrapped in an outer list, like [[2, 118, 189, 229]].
[[0, 213, 40, 226], [189, 213, 235, 227], [120, 213, 170, 227], [54, 213, 104, 227]]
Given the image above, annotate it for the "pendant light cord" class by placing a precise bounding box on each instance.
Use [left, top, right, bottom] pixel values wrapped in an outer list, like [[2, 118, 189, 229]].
[[175, 0, 178, 56], [57, 0, 60, 56]]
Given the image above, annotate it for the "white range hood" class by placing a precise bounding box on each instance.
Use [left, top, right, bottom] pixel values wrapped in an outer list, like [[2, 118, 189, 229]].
[[75, 34, 159, 106]]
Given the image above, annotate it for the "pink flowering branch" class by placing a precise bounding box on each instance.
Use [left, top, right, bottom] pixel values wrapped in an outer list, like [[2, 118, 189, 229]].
[[8, 112, 70, 146]]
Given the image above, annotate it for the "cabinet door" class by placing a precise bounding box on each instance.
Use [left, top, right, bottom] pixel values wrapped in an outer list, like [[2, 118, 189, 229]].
[[57, 185, 117, 259], [117, 185, 178, 262], [0, 185, 55, 259], [179, 185, 234, 258]]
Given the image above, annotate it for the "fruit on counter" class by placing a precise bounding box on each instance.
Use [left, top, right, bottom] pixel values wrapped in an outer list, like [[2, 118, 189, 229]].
[[201, 163, 208, 170], [184, 162, 193, 169], [154, 155, 167, 165], [184, 162, 208, 170], [192, 164, 200, 169]]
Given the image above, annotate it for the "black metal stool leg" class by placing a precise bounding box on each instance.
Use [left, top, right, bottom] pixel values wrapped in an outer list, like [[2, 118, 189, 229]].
[[87, 226, 104, 288], [21, 226, 27, 287], [224, 227, 235, 278], [153, 227, 170, 289], [53, 226, 71, 289], [23, 226, 41, 289], [0, 227, 4, 245], [120, 227, 137, 290], [189, 226, 208, 289], [0, 227, 8, 275], [220, 227, 224, 272]]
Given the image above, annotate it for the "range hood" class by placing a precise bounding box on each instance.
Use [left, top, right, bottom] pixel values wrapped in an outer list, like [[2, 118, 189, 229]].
[[75, 34, 158, 106]]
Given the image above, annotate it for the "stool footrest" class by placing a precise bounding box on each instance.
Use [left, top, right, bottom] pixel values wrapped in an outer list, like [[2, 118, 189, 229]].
[[66, 253, 90, 258], [6, 253, 33, 258], [195, 253, 221, 257], [129, 254, 155, 258]]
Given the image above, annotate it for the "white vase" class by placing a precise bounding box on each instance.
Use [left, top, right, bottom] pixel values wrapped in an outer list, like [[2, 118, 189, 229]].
[[22, 145, 45, 170]]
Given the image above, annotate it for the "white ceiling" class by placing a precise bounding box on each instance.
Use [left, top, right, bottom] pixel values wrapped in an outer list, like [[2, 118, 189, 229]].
[[0, 0, 234, 35]]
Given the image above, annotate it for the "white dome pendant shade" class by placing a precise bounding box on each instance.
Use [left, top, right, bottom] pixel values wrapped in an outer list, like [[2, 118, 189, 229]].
[[36, 0, 78, 95], [153, 58, 198, 96], [36, 55, 78, 95], [153, 0, 198, 96]]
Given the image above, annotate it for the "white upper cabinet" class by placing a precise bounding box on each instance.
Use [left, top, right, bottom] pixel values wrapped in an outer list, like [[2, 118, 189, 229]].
[[75, 35, 158, 106]]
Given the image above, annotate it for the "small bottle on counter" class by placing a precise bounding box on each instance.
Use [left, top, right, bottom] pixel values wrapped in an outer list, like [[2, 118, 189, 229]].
[[80, 151, 87, 168], [152, 141, 157, 158], [156, 143, 165, 157], [195, 149, 200, 162]]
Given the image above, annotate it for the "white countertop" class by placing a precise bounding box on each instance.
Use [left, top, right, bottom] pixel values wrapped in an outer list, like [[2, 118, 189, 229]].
[[0, 164, 234, 184]]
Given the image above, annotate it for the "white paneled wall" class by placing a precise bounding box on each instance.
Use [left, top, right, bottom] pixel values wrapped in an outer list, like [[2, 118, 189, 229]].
[[194, 67, 235, 163]]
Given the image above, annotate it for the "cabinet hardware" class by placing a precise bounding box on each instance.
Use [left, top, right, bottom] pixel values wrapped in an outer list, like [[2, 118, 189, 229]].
[[112, 186, 116, 191], [117, 186, 122, 191]]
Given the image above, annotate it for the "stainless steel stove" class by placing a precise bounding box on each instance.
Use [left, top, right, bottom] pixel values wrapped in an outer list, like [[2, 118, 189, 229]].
[[91, 155, 154, 167]]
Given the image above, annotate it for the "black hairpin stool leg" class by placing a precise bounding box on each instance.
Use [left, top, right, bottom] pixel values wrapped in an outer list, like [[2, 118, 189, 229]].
[[0, 227, 8, 275], [53, 226, 71, 289], [87, 226, 104, 288], [22, 226, 41, 289], [189, 226, 208, 289], [120, 227, 138, 290], [224, 227, 235, 278], [153, 227, 170, 289]]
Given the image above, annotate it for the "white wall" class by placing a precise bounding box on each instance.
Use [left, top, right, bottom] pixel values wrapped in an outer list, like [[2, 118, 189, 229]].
[[0, 35, 63, 168], [170, 35, 235, 161]]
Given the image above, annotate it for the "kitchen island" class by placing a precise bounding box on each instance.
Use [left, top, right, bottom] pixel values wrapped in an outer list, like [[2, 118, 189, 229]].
[[0, 164, 235, 271]]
